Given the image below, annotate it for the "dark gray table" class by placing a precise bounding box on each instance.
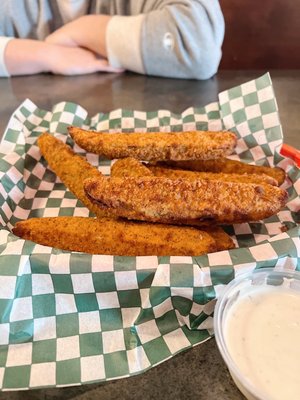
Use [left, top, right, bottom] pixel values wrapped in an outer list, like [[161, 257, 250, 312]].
[[1, 70, 299, 146], [0, 70, 299, 400]]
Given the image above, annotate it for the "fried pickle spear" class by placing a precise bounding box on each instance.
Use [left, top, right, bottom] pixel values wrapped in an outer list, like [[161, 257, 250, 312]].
[[111, 157, 153, 177], [146, 165, 278, 186], [68, 126, 237, 161], [155, 158, 286, 186], [111, 158, 277, 186], [37, 132, 109, 218], [110, 157, 235, 248], [84, 176, 288, 225], [202, 227, 235, 251], [13, 217, 220, 256]]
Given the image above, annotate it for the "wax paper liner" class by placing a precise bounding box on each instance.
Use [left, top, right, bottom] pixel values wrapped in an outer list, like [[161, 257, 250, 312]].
[[0, 73, 299, 390]]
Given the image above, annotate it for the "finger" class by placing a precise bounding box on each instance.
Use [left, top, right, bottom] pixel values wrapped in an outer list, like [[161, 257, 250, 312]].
[[94, 58, 125, 73]]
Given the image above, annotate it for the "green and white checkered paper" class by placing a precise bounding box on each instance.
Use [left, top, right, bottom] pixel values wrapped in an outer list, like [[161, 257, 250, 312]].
[[0, 73, 299, 390]]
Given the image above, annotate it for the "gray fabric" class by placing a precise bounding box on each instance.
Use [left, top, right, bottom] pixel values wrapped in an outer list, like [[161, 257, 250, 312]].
[[142, 1, 225, 79], [0, 0, 224, 79]]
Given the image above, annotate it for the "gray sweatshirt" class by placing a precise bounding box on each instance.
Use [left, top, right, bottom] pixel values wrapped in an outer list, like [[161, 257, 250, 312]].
[[0, 0, 224, 79]]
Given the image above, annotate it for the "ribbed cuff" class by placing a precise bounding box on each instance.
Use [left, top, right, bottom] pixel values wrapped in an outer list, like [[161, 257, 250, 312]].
[[106, 14, 145, 74], [0, 37, 14, 77]]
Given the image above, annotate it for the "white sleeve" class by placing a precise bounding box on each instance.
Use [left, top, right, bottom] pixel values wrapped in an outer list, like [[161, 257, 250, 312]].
[[0, 37, 14, 77], [106, 14, 145, 74]]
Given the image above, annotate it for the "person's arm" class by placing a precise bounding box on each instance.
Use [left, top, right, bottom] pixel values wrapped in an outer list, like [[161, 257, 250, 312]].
[[1, 37, 123, 77], [45, 1, 224, 80], [138, 0, 225, 79], [45, 15, 111, 58], [45, 14, 144, 75], [130, 0, 224, 79], [4, 39, 53, 76]]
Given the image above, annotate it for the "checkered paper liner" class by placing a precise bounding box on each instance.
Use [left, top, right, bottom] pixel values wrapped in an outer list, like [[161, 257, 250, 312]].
[[0, 73, 299, 390]]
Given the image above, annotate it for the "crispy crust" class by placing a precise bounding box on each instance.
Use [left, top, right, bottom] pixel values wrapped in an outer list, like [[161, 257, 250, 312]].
[[109, 157, 235, 247], [68, 126, 237, 161], [155, 158, 286, 186], [147, 165, 278, 186], [37, 132, 109, 218], [13, 217, 219, 256], [84, 176, 288, 225], [111, 157, 153, 177], [202, 227, 235, 251]]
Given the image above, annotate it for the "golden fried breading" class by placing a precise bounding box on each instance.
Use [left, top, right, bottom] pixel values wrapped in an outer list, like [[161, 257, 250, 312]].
[[111, 157, 153, 177], [109, 158, 236, 247], [37, 133, 109, 218], [202, 227, 235, 251], [111, 158, 277, 186], [68, 126, 237, 161], [13, 217, 219, 256], [147, 165, 278, 186], [84, 176, 288, 225], [156, 158, 286, 185]]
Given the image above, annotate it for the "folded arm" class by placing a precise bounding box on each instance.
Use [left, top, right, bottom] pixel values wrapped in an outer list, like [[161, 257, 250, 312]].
[[45, 1, 225, 80], [1, 0, 224, 79], [45, 15, 111, 57], [0, 36, 123, 77]]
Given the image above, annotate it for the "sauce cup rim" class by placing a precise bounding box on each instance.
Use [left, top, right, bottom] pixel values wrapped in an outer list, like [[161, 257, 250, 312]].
[[213, 267, 300, 400]]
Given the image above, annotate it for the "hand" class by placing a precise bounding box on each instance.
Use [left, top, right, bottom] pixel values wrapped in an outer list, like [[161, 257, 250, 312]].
[[48, 45, 123, 75]]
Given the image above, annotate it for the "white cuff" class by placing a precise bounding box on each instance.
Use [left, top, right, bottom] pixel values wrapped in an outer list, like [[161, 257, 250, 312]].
[[0, 37, 14, 77], [106, 14, 145, 74]]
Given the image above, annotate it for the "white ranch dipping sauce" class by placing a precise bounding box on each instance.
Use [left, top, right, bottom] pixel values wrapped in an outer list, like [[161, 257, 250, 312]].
[[224, 285, 300, 400]]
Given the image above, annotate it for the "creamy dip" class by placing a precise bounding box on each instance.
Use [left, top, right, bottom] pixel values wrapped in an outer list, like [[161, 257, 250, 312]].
[[225, 285, 300, 400]]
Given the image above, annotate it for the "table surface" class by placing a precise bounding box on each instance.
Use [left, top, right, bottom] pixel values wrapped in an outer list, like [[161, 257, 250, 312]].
[[0, 70, 299, 400]]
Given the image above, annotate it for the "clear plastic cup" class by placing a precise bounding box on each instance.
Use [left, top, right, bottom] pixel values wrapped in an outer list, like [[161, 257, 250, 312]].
[[214, 268, 300, 400]]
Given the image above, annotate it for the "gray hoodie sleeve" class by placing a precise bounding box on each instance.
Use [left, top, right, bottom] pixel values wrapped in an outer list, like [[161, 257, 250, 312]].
[[107, 1, 224, 80], [0, 0, 224, 79]]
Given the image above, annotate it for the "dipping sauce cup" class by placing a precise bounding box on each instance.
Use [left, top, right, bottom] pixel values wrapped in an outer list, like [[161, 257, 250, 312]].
[[214, 268, 300, 400]]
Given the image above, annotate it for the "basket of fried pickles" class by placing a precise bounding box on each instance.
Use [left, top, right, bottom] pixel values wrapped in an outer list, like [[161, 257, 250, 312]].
[[13, 127, 287, 256]]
